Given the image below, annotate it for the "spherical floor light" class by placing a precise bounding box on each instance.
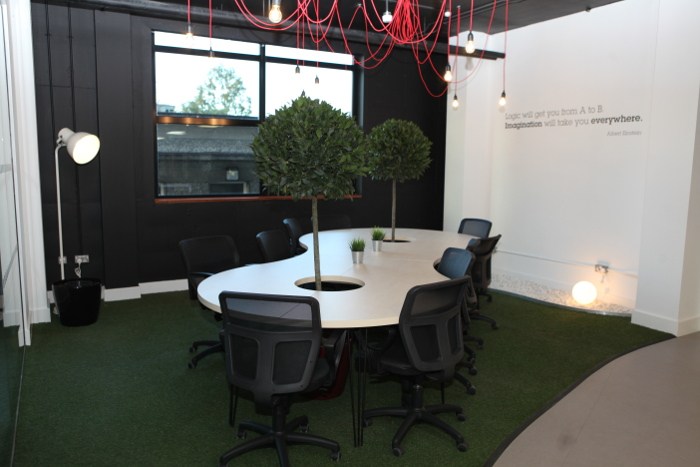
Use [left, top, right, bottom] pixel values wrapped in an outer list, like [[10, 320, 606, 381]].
[[572, 281, 597, 305]]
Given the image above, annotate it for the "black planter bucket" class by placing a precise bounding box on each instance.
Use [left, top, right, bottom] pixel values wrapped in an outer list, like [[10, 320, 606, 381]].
[[52, 278, 102, 326]]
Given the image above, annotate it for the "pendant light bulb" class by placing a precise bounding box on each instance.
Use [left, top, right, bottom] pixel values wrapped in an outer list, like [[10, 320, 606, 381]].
[[295, 64, 300, 75], [269, 0, 283, 24], [382, 0, 393, 23], [444, 64, 453, 83], [185, 23, 194, 39], [315, 75, 320, 85], [499, 90, 507, 107], [465, 31, 476, 54], [452, 94, 460, 109]]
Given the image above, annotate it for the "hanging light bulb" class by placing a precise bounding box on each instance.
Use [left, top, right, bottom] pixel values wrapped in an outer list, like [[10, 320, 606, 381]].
[[465, 31, 476, 54], [382, 0, 393, 23], [499, 90, 507, 107], [269, 0, 283, 24], [185, 23, 194, 40], [315, 75, 320, 85], [443, 64, 453, 83], [452, 93, 460, 109], [295, 64, 301, 75]]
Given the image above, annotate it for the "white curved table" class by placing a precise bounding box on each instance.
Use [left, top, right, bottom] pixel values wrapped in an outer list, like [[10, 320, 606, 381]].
[[198, 228, 475, 328]]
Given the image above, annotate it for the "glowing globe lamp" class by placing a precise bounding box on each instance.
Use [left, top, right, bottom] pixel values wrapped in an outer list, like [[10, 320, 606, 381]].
[[572, 281, 597, 305]]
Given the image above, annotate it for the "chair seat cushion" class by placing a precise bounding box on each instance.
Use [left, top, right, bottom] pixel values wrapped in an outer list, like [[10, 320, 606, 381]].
[[377, 340, 421, 376]]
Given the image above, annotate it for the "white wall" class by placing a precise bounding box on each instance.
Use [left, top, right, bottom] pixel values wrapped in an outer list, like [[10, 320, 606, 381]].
[[445, 0, 700, 335]]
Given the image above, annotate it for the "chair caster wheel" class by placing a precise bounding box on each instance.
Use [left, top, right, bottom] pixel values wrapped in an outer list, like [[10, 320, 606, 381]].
[[392, 446, 404, 457], [491, 324, 499, 330], [467, 386, 476, 396], [457, 441, 468, 452], [189, 345, 197, 353], [469, 367, 478, 376], [456, 412, 466, 422], [362, 418, 372, 427], [300, 423, 309, 433], [188, 361, 196, 369], [330, 450, 341, 461], [237, 429, 246, 440]]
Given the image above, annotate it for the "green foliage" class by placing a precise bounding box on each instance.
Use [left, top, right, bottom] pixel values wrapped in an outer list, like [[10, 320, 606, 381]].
[[371, 227, 386, 241], [252, 96, 368, 199], [180, 65, 252, 116], [367, 118, 432, 182], [349, 238, 366, 251]]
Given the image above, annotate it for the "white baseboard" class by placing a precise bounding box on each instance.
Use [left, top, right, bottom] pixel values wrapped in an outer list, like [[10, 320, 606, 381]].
[[632, 308, 700, 337]]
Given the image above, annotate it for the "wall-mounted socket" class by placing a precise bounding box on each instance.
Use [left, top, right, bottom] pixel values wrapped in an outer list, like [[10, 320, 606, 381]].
[[74, 255, 90, 263]]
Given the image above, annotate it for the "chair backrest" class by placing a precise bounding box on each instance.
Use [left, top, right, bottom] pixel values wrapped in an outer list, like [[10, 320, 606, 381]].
[[398, 277, 468, 379], [282, 217, 311, 256], [256, 229, 293, 262], [458, 218, 492, 238], [179, 235, 240, 300], [436, 247, 475, 280], [317, 214, 351, 231], [218, 292, 323, 406], [467, 234, 501, 290]]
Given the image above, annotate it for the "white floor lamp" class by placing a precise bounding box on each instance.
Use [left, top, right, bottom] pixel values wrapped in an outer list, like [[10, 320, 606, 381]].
[[54, 127, 100, 280]]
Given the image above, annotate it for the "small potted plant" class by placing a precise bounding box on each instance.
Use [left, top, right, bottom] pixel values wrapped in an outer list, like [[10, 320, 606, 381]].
[[349, 238, 366, 264], [371, 226, 385, 252]]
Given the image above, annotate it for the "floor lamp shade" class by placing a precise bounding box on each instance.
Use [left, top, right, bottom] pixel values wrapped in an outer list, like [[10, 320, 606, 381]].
[[54, 127, 100, 280], [57, 127, 100, 164]]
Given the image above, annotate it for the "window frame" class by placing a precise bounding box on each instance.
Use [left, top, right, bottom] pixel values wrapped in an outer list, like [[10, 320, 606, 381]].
[[152, 31, 362, 201]]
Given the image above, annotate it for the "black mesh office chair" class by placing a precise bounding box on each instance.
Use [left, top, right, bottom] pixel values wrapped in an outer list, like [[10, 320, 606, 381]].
[[435, 248, 479, 395], [282, 217, 311, 256], [218, 292, 341, 466], [362, 277, 469, 457], [467, 234, 502, 329], [256, 229, 293, 262], [458, 218, 492, 238], [179, 235, 240, 369]]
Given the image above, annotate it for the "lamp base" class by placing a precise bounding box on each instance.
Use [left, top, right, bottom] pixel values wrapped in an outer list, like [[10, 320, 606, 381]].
[[52, 278, 102, 326]]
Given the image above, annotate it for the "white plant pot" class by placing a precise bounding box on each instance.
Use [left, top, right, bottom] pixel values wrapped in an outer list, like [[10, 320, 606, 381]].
[[351, 251, 364, 264], [372, 239, 383, 252]]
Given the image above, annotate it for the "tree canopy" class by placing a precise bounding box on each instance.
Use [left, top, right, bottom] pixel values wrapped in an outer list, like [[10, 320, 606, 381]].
[[180, 66, 252, 116], [252, 96, 368, 200], [367, 118, 431, 182]]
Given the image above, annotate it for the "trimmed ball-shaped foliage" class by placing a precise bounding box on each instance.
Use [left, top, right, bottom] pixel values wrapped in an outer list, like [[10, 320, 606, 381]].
[[367, 118, 431, 182], [252, 96, 368, 200]]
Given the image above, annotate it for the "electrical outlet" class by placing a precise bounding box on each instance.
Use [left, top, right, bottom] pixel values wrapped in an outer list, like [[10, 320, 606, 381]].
[[74, 255, 90, 263]]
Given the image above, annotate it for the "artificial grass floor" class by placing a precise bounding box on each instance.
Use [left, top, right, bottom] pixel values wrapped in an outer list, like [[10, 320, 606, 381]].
[[14, 291, 671, 466]]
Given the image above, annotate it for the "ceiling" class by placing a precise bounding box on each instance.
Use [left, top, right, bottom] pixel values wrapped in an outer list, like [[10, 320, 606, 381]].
[[55, 0, 625, 44], [171, 0, 624, 35]]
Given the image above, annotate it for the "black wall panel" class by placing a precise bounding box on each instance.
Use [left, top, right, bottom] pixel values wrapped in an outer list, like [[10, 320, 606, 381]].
[[31, 2, 447, 290]]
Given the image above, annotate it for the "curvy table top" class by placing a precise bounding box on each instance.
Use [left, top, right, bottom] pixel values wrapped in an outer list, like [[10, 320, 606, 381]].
[[198, 228, 474, 328]]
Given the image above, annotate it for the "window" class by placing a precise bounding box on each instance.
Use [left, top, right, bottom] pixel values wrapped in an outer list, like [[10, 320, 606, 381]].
[[153, 31, 357, 198]]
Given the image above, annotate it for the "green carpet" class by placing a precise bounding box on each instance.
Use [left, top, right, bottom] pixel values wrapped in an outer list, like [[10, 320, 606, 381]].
[[14, 291, 671, 466]]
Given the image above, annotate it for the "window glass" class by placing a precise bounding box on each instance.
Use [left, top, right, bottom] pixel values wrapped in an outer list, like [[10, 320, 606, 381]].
[[153, 31, 358, 199], [155, 52, 259, 119], [156, 124, 260, 196], [265, 63, 353, 116]]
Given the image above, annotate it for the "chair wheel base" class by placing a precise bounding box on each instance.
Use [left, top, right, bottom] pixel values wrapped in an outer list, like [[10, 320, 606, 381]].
[[330, 450, 341, 461], [392, 446, 404, 457], [457, 441, 469, 452]]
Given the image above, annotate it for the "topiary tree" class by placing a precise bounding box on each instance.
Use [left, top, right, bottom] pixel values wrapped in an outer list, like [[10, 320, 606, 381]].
[[252, 96, 368, 290], [367, 118, 432, 241]]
